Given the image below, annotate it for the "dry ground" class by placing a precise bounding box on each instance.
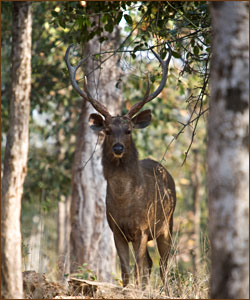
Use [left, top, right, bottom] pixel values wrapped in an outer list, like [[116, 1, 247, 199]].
[[23, 270, 178, 299]]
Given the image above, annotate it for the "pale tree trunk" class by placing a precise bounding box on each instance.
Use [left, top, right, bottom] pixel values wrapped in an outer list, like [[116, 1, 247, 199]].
[[1, 2, 32, 298], [191, 149, 201, 277], [70, 27, 123, 281], [56, 103, 71, 282], [208, 2, 249, 299], [26, 215, 44, 272], [57, 196, 71, 281]]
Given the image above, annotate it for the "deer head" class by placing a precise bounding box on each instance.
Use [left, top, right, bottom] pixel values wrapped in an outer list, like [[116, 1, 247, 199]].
[[88, 110, 151, 159], [65, 43, 172, 160]]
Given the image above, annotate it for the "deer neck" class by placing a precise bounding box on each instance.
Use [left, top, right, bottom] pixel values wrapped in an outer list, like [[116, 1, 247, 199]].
[[102, 140, 144, 198]]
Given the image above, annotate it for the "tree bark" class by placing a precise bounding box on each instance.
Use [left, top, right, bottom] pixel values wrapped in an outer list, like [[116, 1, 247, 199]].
[[1, 2, 32, 298], [57, 196, 71, 281], [56, 102, 71, 282], [70, 27, 123, 281], [208, 2, 249, 299], [191, 149, 201, 277]]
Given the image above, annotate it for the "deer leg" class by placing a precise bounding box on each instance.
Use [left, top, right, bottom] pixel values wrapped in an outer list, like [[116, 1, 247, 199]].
[[132, 233, 150, 288], [133, 248, 152, 286], [134, 248, 153, 284], [146, 248, 153, 276], [113, 233, 130, 287], [156, 216, 173, 287]]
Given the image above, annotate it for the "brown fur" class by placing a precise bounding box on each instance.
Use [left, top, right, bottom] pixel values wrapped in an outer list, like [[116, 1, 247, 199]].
[[89, 113, 176, 288]]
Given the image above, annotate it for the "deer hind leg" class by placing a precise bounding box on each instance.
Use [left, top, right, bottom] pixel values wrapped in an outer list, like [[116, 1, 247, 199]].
[[156, 216, 173, 287], [132, 233, 151, 289], [146, 247, 153, 276], [114, 233, 130, 287]]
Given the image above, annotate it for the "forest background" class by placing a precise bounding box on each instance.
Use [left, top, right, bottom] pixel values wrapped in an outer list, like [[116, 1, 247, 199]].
[[1, 1, 248, 299]]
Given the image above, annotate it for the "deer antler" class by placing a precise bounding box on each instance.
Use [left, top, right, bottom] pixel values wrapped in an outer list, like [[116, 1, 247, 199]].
[[125, 42, 172, 118], [64, 44, 111, 120]]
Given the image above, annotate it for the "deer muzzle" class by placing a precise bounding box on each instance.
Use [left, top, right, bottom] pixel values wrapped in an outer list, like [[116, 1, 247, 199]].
[[112, 143, 125, 158]]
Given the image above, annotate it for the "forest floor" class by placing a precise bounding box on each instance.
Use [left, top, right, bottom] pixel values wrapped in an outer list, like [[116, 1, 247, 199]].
[[23, 270, 176, 299]]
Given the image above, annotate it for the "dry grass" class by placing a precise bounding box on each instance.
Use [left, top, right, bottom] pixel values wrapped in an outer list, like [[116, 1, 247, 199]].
[[23, 265, 209, 299], [22, 226, 210, 299], [22, 217, 210, 298], [22, 188, 210, 298]]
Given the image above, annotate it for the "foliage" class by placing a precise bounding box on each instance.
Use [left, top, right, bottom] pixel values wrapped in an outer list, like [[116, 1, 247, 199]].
[[74, 263, 97, 281], [50, 0, 210, 161], [2, 1, 80, 206], [1, 1, 13, 136]]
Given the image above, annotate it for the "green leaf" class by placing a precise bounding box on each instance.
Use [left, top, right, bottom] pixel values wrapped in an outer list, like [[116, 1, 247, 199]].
[[95, 27, 103, 36], [85, 17, 91, 28], [104, 23, 113, 33], [90, 275, 97, 281], [180, 85, 185, 95], [51, 11, 58, 18], [99, 36, 108, 43], [172, 51, 181, 59], [194, 46, 199, 56], [134, 44, 144, 52], [115, 11, 123, 24], [58, 16, 66, 28], [124, 14, 133, 25], [101, 14, 108, 24], [121, 2, 127, 9], [131, 52, 136, 59], [76, 17, 83, 28]]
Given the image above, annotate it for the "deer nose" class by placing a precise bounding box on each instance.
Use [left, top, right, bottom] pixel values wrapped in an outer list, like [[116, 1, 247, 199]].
[[112, 143, 124, 155]]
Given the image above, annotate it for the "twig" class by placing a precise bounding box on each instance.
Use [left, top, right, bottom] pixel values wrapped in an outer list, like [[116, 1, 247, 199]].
[[160, 107, 209, 165], [181, 53, 210, 165], [77, 134, 100, 172]]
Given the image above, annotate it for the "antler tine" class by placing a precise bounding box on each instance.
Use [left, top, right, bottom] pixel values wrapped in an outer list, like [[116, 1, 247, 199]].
[[125, 74, 151, 118], [126, 42, 172, 118], [65, 44, 111, 120]]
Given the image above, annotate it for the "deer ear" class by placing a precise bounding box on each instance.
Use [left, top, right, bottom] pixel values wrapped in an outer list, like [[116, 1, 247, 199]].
[[132, 109, 152, 129], [89, 113, 104, 132]]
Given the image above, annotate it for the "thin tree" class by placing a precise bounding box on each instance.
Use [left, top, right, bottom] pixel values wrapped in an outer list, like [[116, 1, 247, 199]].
[[1, 2, 32, 298], [208, 2, 249, 298], [191, 149, 201, 277], [69, 28, 123, 280]]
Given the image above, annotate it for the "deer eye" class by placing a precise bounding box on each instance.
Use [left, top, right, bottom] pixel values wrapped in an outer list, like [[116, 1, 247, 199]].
[[125, 129, 131, 135]]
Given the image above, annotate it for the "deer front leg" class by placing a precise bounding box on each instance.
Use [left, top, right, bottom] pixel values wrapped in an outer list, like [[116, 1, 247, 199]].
[[113, 232, 130, 287], [132, 233, 150, 289]]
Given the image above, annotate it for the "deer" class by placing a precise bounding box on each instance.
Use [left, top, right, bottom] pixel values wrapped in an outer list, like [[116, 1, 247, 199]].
[[65, 43, 176, 289]]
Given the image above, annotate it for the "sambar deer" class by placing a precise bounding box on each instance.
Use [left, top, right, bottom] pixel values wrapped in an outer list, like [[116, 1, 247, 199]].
[[65, 43, 176, 288]]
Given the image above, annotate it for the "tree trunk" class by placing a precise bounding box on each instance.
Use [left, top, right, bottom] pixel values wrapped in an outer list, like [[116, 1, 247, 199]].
[[208, 2, 249, 299], [1, 2, 32, 298], [56, 103, 71, 282], [57, 196, 71, 282], [70, 27, 123, 281], [191, 149, 201, 277], [26, 215, 44, 272]]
